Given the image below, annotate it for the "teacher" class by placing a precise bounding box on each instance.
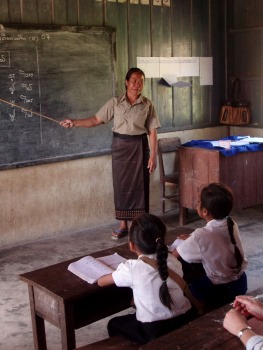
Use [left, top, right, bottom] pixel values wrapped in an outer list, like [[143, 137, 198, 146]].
[[60, 67, 160, 240]]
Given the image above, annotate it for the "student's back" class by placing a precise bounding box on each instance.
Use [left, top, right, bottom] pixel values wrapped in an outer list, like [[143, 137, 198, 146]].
[[179, 219, 247, 284], [98, 213, 193, 344], [113, 252, 191, 322], [172, 183, 248, 309]]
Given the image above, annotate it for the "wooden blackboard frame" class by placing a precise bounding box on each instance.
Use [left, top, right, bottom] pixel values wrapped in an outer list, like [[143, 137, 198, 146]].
[[0, 25, 116, 170]]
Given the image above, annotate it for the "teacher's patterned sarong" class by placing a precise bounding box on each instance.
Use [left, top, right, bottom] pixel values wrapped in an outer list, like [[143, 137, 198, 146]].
[[112, 132, 149, 221]]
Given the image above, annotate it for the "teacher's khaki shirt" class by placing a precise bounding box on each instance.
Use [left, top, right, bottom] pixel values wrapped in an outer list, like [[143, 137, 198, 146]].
[[96, 93, 160, 135]]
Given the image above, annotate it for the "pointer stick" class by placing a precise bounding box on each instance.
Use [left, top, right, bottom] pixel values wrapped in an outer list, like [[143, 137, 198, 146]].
[[0, 97, 60, 124]]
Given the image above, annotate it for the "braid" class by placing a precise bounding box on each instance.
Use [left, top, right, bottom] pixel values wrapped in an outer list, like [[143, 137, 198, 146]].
[[227, 216, 235, 244], [156, 238, 174, 310], [227, 216, 244, 273], [130, 213, 174, 310]]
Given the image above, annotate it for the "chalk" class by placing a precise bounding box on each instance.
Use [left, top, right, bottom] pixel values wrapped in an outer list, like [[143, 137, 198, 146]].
[[0, 98, 60, 124]]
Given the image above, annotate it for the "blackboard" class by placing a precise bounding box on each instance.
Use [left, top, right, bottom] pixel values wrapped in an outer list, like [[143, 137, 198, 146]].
[[0, 25, 116, 170]]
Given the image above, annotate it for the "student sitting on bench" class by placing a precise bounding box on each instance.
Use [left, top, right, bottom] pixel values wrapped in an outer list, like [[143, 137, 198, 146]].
[[97, 213, 194, 345], [171, 182, 248, 310]]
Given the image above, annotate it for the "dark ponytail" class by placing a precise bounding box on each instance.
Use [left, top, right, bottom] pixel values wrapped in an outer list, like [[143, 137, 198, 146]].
[[226, 216, 244, 272], [129, 213, 173, 310]]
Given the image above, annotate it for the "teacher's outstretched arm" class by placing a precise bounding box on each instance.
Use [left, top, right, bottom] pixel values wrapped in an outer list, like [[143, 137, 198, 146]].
[[60, 115, 104, 128]]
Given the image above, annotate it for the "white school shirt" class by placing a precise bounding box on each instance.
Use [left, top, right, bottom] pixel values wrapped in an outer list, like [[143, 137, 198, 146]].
[[247, 335, 263, 350], [112, 253, 191, 323], [177, 219, 248, 284]]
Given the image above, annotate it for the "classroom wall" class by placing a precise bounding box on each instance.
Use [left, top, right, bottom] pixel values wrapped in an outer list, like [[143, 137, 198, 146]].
[[0, 0, 227, 248], [1, 123, 262, 248], [227, 0, 263, 127], [0, 127, 227, 248], [1, 0, 262, 248]]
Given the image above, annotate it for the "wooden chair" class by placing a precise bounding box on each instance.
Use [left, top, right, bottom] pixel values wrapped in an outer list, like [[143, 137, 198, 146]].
[[157, 137, 181, 213]]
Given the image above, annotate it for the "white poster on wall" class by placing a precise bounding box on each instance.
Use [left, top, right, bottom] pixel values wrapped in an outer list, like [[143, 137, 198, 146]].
[[137, 57, 160, 78], [137, 56, 213, 86]]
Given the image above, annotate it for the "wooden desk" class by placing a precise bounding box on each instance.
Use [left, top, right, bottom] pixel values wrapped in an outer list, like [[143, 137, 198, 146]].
[[141, 287, 263, 350], [179, 146, 263, 225], [20, 227, 192, 350]]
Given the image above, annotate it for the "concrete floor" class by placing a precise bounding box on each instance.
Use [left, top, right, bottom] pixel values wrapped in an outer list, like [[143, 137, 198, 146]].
[[0, 206, 263, 350]]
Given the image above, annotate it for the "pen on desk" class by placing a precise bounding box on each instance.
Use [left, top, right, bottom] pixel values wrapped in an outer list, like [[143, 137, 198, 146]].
[[230, 294, 263, 306]]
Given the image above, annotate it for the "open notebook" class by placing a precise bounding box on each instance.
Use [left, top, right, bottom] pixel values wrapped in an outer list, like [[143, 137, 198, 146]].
[[68, 253, 127, 284]]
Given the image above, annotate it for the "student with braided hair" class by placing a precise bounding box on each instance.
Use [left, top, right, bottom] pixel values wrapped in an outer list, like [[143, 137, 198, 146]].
[[97, 213, 193, 344], [172, 182, 248, 310]]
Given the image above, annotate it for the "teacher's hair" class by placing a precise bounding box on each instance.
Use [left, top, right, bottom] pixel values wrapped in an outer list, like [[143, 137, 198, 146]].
[[199, 183, 244, 272], [125, 67, 145, 82], [129, 213, 174, 310]]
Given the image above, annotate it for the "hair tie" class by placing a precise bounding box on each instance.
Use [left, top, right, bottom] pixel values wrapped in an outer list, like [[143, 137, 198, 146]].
[[156, 237, 162, 243], [162, 279, 167, 284]]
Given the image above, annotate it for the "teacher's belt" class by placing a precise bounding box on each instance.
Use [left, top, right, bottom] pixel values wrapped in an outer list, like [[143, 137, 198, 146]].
[[113, 132, 147, 140]]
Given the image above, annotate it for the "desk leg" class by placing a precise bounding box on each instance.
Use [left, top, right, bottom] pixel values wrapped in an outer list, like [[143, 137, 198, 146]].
[[28, 286, 47, 350], [59, 303, 76, 350], [179, 206, 188, 226]]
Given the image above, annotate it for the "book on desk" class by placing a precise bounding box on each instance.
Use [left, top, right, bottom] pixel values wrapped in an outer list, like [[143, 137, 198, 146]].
[[68, 252, 127, 284]]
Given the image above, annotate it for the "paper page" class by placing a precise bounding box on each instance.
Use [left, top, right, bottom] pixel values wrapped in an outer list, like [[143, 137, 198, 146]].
[[160, 57, 199, 77], [97, 253, 127, 270], [247, 137, 263, 143], [179, 57, 199, 77], [162, 75, 178, 86], [218, 140, 231, 149], [168, 239, 185, 252], [137, 57, 160, 78], [230, 140, 250, 146], [159, 57, 180, 77], [68, 256, 114, 284]]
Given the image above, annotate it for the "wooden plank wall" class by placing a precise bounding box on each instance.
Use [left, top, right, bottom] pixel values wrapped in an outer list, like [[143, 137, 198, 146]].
[[0, 0, 226, 132], [228, 0, 263, 127]]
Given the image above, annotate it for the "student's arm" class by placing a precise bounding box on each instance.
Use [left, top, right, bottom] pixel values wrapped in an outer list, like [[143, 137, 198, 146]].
[[148, 128, 158, 173], [97, 273, 115, 287], [60, 115, 104, 128], [171, 249, 180, 258]]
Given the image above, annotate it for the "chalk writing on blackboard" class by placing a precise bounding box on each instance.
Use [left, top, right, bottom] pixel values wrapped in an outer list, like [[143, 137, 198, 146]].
[[0, 26, 116, 170], [0, 98, 59, 124], [0, 32, 47, 124]]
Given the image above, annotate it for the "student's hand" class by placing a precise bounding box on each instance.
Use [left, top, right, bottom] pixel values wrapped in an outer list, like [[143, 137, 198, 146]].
[[233, 296, 263, 320], [60, 119, 74, 128], [223, 309, 249, 336]]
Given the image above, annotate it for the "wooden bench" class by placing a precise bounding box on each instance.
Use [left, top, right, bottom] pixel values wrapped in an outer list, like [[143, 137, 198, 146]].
[[76, 287, 263, 350]]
